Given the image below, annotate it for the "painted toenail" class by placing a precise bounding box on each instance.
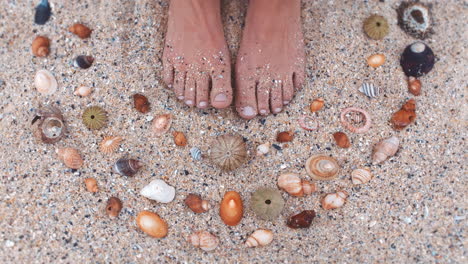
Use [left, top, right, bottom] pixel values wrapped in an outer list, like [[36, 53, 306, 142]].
[[185, 100, 193, 105], [214, 93, 227, 102], [283, 101, 289, 105], [199, 101, 207, 107], [259, 109, 267, 114], [274, 108, 282, 113], [242, 106, 256, 117], [178, 96, 184, 100]]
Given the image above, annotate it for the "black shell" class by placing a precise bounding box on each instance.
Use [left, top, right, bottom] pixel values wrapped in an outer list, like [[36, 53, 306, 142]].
[[74, 55, 94, 69], [34, 0, 51, 25], [400, 42, 435, 77], [113, 158, 142, 177]]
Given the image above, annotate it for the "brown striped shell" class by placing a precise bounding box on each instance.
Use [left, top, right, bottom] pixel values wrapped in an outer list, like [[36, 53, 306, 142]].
[[305, 155, 339, 181]]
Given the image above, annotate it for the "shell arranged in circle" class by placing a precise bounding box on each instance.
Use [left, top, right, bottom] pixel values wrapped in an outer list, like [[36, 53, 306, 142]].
[[34, 70, 57, 95], [359, 83, 379, 98], [209, 134, 247, 171], [251, 188, 285, 221], [82, 106, 108, 130], [305, 155, 340, 181]]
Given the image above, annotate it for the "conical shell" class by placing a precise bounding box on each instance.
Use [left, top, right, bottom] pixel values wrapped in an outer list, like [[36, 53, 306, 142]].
[[210, 135, 247, 171], [136, 211, 168, 238], [245, 229, 273, 248], [32, 106, 66, 144], [140, 179, 175, 203], [321, 190, 348, 210], [185, 194, 209, 213], [277, 173, 316, 196], [99, 136, 123, 154], [305, 155, 340, 181], [351, 168, 373, 185], [190, 147, 202, 160], [372, 136, 399, 164], [152, 114, 173, 136], [114, 158, 142, 177], [34, 70, 57, 95], [359, 83, 379, 98], [56, 148, 83, 169], [187, 231, 219, 251]]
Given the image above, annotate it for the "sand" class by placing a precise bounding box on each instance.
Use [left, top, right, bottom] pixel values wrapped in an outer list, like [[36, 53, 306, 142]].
[[0, 0, 466, 263]]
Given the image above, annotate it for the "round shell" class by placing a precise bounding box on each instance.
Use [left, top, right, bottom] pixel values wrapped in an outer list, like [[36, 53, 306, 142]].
[[113, 158, 142, 177], [32, 36, 50, 57], [136, 211, 168, 238], [340, 107, 372, 134], [99, 136, 123, 154], [250, 188, 284, 221], [277, 173, 315, 196], [210, 134, 247, 171], [56, 148, 83, 169], [151, 114, 172, 136], [245, 229, 273, 248], [74, 86, 92, 96], [188, 231, 219, 251], [397, 2, 433, 39], [363, 15, 389, 40], [351, 168, 373, 185], [400, 42, 435, 77], [305, 155, 339, 181], [82, 106, 108, 130], [32, 106, 66, 144], [74, 55, 94, 69], [298, 115, 319, 131], [34, 70, 57, 95]]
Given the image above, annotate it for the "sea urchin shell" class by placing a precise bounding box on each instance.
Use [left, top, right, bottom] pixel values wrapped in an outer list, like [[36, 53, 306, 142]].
[[251, 188, 285, 221], [82, 106, 107, 130], [363, 15, 389, 40], [210, 134, 247, 171]]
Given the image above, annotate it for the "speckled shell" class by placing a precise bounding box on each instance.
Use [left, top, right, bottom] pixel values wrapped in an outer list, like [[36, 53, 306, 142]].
[[322, 190, 348, 210], [245, 229, 273, 248], [32, 106, 66, 144], [372, 136, 399, 164], [34, 70, 57, 95], [305, 155, 340, 181], [113, 158, 142, 177], [136, 211, 168, 238], [99, 136, 123, 154], [351, 168, 373, 185], [140, 179, 175, 203], [188, 231, 219, 251], [277, 173, 316, 197], [56, 148, 83, 169], [397, 2, 433, 39], [210, 135, 247, 171], [400, 42, 435, 77], [151, 114, 172, 136]]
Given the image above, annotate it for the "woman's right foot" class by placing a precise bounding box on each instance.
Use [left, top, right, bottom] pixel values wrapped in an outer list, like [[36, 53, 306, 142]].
[[162, 0, 232, 109]]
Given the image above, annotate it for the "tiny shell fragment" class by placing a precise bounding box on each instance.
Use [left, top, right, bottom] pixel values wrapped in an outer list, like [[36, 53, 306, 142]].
[[310, 98, 324, 112], [173, 131, 187, 146], [84, 178, 98, 192], [277, 131, 294, 142], [106, 197, 122, 217]]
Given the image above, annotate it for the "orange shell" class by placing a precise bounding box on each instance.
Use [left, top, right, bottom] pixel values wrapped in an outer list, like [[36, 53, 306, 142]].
[[408, 77, 421, 96], [391, 99, 416, 130], [367, 54, 386, 68], [136, 211, 168, 238], [133, 94, 150, 113], [310, 98, 324, 112], [32, 36, 50, 57], [333, 132, 351, 148], [69, 23, 92, 39], [276, 131, 294, 143], [56, 148, 83, 169], [84, 178, 98, 192], [173, 131, 187, 146], [106, 197, 122, 217], [219, 191, 243, 226], [99, 136, 123, 154]]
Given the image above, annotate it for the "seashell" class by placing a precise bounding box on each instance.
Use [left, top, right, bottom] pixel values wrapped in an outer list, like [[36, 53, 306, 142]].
[[99, 136, 123, 154], [277, 131, 294, 142], [187, 231, 219, 251], [219, 191, 243, 226], [68, 23, 92, 39], [367, 54, 385, 68], [372, 136, 399, 164], [136, 210, 168, 238], [113, 158, 142, 177], [82, 106, 107, 130], [34, 70, 57, 95], [34, 0, 51, 25], [140, 179, 175, 203], [333, 132, 351, 148], [277, 173, 316, 197], [287, 210, 316, 229], [74, 86, 92, 97], [32, 106, 66, 144], [74, 55, 94, 69], [245, 229, 273, 248], [32, 36, 50, 57], [340, 107, 372, 133], [133, 94, 150, 113], [298, 115, 319, 131], [310, 98, 324, 112], [322, 190, 348, 210], [390, 99, 416, 130], [190, 147, 202, 160], [256, 142, 270, 156], [172, 131, 187, 146], [400, 42, 435, 77], [250, 188, 284, 220], [397, 2, 433, 39], [210, 134, 247, 171], [363, 15, 389, 40], [359, 83, 379, 98], [56, 148, 83, 169], [351, 168, 373, 185], [305, 155, 339, 181], [151, 114, 172, 136], [408, 77, 421, 96], [105, 197, 122, 217], [185, 194, 209, 213], [84, 178, 98, 192]]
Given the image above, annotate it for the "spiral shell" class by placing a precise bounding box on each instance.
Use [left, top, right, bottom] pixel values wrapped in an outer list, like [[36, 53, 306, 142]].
[[74, 55, 94, 69], [190, 147, 202, 161], [351, 168, 373, 185], [151, 114, 172, 136], [69, 23, 92, 39], [74, 86, 92, 97], [140, 179, 175, 203], [210, 134, 247, 171], [185, 194, 209, 213], [322, 190, 348, 210], [359, 83, 379, 98], [187, 231, 219, 251], [287, 210, 316, 229], [340, 107, 371, 133], [99, 136, 123, 154], [372, 136, 399, 164], [32, 36, 50, 57], [56, 148, 83, 169], [32, 106, 66, 144], [34, 70, 57, 95], [84, 178, 98, 192], [408, 77, 421, 96], [305, 155, 340, 181], [113, 158, 142, 177], [245, 229, 273, 248], [277, 173, 316, 196]]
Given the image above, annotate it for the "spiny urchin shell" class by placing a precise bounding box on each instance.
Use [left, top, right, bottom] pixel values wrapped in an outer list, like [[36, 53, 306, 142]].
[[397, 1, 433, 39], [250, 188, 284, 221], [82, 106, 108, 130], [363, 15, 389, 40], [209, 134, 247, 171]]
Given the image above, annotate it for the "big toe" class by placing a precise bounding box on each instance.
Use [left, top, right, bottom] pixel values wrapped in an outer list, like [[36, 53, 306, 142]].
[[210, 74, 232, 109]]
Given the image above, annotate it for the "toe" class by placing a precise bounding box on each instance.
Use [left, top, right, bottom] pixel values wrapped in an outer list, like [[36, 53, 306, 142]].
[[257, 79, 271, 116], [210, 72, 233, 109], [184, 73, 196, 107], [162, 57, 174, 88], [236, 77, 258, 119], [196, 73, 210, 109], [270, 79, 283, 113], [293, 70, 305, 91], [282, 74, 294, 106], [173, 70, 186, 101]]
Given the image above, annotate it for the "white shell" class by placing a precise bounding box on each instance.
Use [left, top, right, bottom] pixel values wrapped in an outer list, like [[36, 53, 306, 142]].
[[187, 231, 219, 251], [34, 70, 57, 95], [351, 168, 373, 185], [245, 229, 273, 248], [74, 86, 92, 96], [140, 179, 175, 203], [278, 172, 315, 196], [372, 136, 399, 164], [322, 190, 348, 210], [190, 147, 202, 160], [359, 83, 379, 98], [256, 142, 270, 156]]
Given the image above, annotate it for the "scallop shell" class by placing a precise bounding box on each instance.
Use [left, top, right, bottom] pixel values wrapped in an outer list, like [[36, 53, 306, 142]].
[[34, 70, 57, 95], [305, 155, 340, 181], [359, 83, 379, 98], [188, 231, 219, 251], [210, 134, 247, 171], [322, 190, 348, 210], [351, 168, 373, 185], [151, 114, 172, 136], [113, 158, 142, 177], [99, 136, 123, 154], [140, 179, 175, 203], [32, 106, 66, 144], [277, 173, 316, 196], [190, 147, 202, 160], [372, 136, 399, 164], [74, 86, 92, 96], [56, 148, 83, 169], [245, 229, 273, 248]]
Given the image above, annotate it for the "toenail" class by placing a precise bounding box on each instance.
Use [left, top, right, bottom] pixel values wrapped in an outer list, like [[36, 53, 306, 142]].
[[185, 100, 193, 105], [178, 96, 184, 100], [242, 106, 256, 117], [199, 101, 207, 107], [259, 109, 267, 115], [274, 107, 282, 113], [283, 101, 289, 105], [214, 93, 227, 102]]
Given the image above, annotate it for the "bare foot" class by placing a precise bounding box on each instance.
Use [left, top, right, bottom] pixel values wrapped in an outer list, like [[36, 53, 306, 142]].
[[162, 0, 232, 109], [235, 0, 305, 119]]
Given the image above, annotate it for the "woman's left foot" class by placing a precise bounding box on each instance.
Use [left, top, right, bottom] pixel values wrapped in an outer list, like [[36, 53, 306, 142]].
[[235, 0, 305, 119]]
